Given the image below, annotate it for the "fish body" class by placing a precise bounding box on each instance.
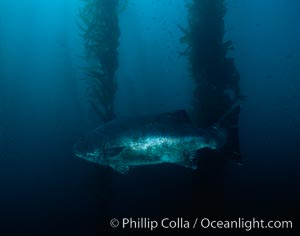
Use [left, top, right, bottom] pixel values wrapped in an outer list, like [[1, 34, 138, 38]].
[[73, 110, 226, 174]]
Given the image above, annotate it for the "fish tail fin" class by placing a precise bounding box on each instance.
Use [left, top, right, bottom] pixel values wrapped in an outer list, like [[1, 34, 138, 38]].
[[215, 99, 241, 129], [214, 99, 242, 162]]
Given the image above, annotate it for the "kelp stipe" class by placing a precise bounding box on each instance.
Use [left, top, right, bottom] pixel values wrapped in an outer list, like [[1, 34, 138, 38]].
[[78, 0, 120, 122], [180, 0, 242, 160]]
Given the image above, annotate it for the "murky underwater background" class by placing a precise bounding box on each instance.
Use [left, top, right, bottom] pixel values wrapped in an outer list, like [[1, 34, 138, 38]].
[[0, 0, 299, 234]]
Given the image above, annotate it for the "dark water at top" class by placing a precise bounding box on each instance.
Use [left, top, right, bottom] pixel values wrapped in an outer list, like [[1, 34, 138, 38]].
[[0, 0, 299, 234]]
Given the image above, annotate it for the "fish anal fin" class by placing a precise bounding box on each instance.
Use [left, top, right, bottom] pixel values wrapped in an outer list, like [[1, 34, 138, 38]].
[[176, 161, 198, 170], [183, 150, 198, 160], [179, 150, 199, 170]]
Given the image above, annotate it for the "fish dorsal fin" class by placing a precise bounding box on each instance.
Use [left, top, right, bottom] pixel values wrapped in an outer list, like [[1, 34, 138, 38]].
[[161, 109, 192, 124]]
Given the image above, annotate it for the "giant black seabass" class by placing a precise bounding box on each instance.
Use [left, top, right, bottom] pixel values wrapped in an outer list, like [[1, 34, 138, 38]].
[[73, 106, 239, 174]]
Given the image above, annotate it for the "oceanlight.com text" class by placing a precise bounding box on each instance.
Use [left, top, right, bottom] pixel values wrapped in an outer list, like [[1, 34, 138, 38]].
[[109, 217, 293, 231], [200, 218, 293, 231]]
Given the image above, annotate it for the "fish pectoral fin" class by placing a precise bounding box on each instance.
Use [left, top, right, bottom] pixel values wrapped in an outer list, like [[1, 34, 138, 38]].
[[112, 165, 130, 175], [103, 146, 126, 157]]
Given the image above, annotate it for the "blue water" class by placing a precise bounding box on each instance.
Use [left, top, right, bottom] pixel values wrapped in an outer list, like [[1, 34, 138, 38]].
[[0, 0, 299, 234]]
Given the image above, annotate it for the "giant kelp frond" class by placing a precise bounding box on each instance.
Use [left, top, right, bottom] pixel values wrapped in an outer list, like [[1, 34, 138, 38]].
[[180, 0, 241, 128], [79, 0, 120, 122]]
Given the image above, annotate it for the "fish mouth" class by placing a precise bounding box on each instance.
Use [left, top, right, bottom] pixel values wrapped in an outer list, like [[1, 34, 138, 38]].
[[73, 149, 93, 160], [72, 143, 85, 158], [72, 143, 100, 161]]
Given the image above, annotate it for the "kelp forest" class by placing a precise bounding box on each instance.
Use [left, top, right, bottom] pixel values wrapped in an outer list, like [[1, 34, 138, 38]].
[[78, 0, 241, 159], [1, 0, 299, 233]]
